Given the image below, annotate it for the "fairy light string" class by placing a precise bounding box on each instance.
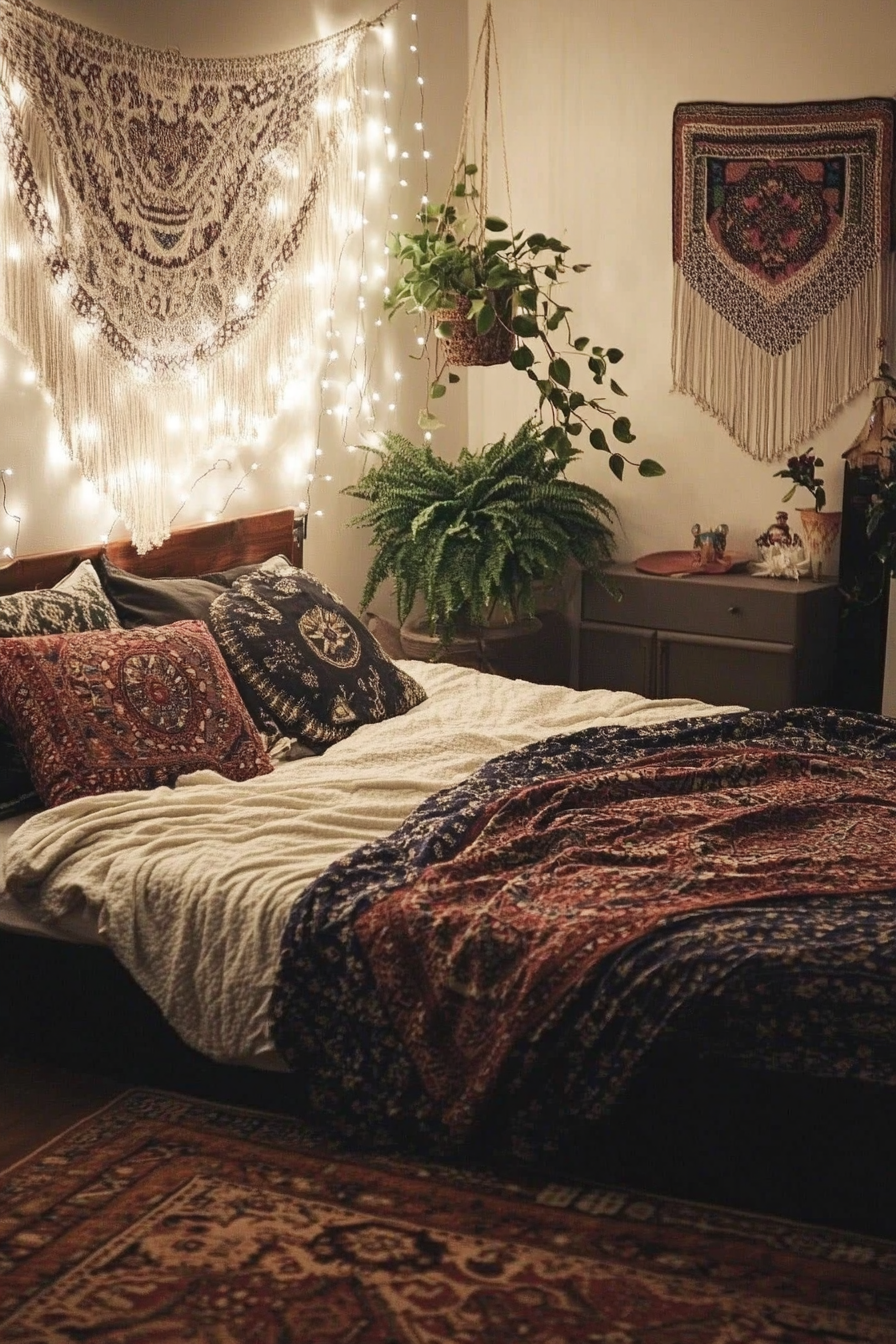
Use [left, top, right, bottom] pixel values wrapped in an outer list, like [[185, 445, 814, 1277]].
[[0, 7, 432, 553]]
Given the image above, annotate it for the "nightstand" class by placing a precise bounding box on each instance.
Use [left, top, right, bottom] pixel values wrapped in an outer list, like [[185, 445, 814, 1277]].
[[578, 565, 840, 710]]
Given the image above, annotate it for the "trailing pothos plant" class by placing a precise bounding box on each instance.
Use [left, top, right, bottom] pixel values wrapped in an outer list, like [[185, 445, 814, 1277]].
[[345, 418, 617, 646], [384, 164, 663, 483]]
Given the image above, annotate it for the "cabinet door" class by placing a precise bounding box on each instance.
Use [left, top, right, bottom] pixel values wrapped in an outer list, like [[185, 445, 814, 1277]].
[[579, 622, 656, 697], [657, 631, 797, 710]]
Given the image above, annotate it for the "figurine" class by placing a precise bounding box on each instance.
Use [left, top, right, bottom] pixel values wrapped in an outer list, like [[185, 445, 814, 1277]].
[[755, 510, 801, 549], [692, 523, 729, 566]]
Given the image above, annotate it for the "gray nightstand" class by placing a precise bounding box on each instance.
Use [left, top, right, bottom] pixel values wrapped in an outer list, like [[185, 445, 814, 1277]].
[[578, 565, 840, 710]]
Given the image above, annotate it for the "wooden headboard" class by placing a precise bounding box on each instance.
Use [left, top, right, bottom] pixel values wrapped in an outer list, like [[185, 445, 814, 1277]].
[[0, 509, 303, 596]]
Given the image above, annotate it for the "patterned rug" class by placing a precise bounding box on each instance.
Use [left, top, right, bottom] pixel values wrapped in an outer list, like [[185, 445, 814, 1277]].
[[1, 1090, 895, 1343]]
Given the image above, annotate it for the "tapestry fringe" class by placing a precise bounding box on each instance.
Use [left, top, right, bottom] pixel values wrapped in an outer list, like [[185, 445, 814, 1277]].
[[671, 258, 896, 461], [0, 14, 374, 552]]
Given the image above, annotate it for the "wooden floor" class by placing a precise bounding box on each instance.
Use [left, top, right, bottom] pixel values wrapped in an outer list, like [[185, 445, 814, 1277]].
[[0, 1053, 125, 1173]]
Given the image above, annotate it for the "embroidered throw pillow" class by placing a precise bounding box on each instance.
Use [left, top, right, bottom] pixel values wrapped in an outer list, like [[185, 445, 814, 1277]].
[[0, 621, 273, 808], [209, 568, 427, 750], [0, 562, 122, 815]]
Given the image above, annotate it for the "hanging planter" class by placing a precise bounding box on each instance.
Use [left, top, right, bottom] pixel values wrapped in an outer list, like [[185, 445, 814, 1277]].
[[433, 292, 514, 367], [380, 3, 663, 484]]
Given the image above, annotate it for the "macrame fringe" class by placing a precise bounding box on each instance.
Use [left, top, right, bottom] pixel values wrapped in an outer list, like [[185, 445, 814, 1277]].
[[0, 18, 374, 552], [671, 257, 896, 460]]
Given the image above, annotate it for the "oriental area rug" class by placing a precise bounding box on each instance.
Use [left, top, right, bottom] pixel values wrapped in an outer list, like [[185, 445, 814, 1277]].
[[1, 1091, 895, 1343]]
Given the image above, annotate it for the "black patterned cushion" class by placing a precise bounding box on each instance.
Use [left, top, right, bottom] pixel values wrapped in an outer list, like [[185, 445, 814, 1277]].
[[0, 560, 120, 637], [0, 621, 273, 808], [0, 562, 122, 815], [209, 567, 427, 750]]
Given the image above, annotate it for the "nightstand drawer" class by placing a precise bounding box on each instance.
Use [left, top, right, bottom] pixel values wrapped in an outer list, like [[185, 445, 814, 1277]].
[[583, 570, 823, 644]]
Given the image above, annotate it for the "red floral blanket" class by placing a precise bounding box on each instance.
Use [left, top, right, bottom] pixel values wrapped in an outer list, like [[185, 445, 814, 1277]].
[[355, 746, 896, 1132]]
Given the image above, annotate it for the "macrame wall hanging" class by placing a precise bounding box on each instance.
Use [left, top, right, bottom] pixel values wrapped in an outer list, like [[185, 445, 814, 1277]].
[[672, 98, 896, 461], [0, 0, 393, 551]]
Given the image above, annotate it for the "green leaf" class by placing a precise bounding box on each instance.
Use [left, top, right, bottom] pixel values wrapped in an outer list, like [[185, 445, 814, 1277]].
[[485, 216, 509, 232], [571, 263, 590, 273], [518, 289, 539, 312], [781, 484, 797, 503], [510, 346, 535, 370], [430, 382, 447, 399], [436, 321, 455, 339], [588, 356, 606, 382], [638, 459, 665, 477], [544, 265, 558, 281], [590, 427, 610, 453], [526, 232, 548, 250], [548, 357, 571, 387], [573, 336, 589, 351], [464, 163, 478, 175], [567, 421, 582, 435], [612, 417, 636, 444], [512, 315, 540, 338], [610, 379, 627, 397], [536, 379, 553, 397], [453, 183, 467, 197], [606, 348, 624, 363], [476, 303, 497, 334], [609, 454, 626, 480], [418, 410, 445, 431], [542, 425, 566, 450], [448, 371, 461, 383]]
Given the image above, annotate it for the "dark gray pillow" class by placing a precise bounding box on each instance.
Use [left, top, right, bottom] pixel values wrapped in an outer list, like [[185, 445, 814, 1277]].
[[92, 553, 294, 628], [209, 567, 427, 751]]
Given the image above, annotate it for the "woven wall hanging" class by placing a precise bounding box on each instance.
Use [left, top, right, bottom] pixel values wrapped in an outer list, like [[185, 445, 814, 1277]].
[[672, 98, 896, 461], [0, 0, 392, 551]]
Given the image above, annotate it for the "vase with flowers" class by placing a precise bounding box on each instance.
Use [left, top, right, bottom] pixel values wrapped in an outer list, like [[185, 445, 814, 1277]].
[[773, 450, 841, 580]]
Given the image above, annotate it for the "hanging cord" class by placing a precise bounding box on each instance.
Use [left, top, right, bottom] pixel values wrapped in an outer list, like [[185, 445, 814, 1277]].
[[445, 3, 513, 243]]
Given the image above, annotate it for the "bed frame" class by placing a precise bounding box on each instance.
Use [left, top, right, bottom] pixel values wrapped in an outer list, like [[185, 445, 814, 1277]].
[[0, 507, 303, 594], [0, 510, 893, 1238]]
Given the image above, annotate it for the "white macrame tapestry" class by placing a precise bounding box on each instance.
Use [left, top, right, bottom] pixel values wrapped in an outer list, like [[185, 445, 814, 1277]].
[[672, 98, 896, 462], [0, 0, 391, 551]]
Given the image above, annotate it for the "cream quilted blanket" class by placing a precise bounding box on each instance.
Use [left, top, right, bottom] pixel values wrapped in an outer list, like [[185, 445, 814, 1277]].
[[4, 664, 738, 1067]]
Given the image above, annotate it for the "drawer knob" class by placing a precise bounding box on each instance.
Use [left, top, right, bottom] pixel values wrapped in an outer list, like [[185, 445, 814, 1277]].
[[727, 604, 742, 615]]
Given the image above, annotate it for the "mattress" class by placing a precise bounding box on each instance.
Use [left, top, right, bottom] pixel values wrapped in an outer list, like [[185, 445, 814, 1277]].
[[0, 812, 104, 944]]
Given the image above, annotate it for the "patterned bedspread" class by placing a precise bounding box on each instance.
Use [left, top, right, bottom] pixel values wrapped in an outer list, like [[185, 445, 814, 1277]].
[[271, 708, 896, 1161]]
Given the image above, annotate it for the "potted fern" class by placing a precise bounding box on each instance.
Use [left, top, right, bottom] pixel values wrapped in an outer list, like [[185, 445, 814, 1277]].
[[344, 419, 616, 658]]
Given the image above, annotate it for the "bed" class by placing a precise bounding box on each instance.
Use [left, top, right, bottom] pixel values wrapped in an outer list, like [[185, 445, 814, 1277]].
[[1, 508, 895, 1238]]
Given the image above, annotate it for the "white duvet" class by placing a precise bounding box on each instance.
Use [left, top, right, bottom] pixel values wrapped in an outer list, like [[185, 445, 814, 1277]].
[[3, 662, 740, 1068]]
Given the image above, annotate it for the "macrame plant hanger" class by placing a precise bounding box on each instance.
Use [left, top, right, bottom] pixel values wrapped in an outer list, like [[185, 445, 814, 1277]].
[[431, 2, 517, 369]]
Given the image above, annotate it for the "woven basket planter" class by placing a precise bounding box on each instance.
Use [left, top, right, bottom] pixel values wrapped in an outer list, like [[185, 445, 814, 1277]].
[[433, 293, 515, 367]]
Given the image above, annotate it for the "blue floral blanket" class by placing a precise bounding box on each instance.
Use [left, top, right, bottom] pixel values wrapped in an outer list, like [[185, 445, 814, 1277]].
[[270, 707, 896, 1161]]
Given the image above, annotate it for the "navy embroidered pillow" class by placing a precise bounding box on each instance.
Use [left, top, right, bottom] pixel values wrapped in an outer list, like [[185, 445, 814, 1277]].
[[209, 567, 427, 750]]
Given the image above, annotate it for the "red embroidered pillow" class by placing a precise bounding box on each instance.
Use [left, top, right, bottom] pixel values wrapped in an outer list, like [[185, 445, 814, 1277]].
[[0, 621, 273, 807]]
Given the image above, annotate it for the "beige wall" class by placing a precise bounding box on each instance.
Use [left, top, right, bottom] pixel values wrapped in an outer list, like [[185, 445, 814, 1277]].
[[0, 0, 467, 609], [465, 0, 895, 566], [2, 0, 895, 615]]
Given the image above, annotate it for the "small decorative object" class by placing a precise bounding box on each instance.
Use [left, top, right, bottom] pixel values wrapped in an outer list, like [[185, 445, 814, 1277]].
[[753, 542, 810, 581], [633, 549, 751, 577], [772, 450, 842, 580], [672, 98, 896, 462], [842, 364, 896, 480], [754, 510, 810, 580], [691, 522, 729, 566]]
